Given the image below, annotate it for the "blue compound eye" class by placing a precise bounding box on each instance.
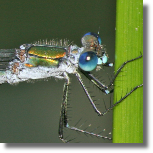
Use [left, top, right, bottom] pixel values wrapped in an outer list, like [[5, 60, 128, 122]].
[[82, 32, 102, 45], [79, 51, 98, 71]]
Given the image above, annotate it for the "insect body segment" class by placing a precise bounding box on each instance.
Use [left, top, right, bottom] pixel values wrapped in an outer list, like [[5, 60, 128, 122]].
[[25, 56, 59, 67], [28, 46, 66, 59], [25, 46, 66, 68]]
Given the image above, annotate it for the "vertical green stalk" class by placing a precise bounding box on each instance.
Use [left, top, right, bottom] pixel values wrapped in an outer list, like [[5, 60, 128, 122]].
[[113, 0, 143, 143]]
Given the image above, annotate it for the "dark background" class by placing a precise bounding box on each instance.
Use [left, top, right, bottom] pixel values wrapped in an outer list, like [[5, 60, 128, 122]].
[[0, 0, 116, 143]]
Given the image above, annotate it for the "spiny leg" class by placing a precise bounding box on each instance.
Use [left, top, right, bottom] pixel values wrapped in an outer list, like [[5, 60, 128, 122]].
[[58, 72, 111, 142], [80, 70, 110, 94], [58, 55, 142, 142], [101, 54, 143, 115], [78, 54, 143, 116], [80, 54, 142, 93], [108, 53, 142, 88], [75, 72, 102, 116], [101, 84, 143, 116], [58, 72, 69, 143], [66, 124, 112, 141]]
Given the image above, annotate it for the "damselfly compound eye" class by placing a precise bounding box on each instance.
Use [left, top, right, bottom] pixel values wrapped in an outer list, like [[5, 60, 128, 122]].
[[84, 32, 102, 44], [81, 32, 102, 48], [79, 51, 98, 71]]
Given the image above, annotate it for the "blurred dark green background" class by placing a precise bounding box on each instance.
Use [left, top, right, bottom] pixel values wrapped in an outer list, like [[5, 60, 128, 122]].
[[0, 0, 116, 143]]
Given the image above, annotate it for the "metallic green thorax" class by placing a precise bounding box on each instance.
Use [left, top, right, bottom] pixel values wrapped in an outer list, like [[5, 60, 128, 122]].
[[28, 46, 66, 59], [26, 46, 66, 67]]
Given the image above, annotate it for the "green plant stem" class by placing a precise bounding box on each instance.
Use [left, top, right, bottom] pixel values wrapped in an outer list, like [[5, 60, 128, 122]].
[[113, 0, 143, 143]]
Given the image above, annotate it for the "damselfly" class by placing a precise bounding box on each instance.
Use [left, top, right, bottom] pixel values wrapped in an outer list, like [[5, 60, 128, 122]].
[[0, 32, 142, 143]]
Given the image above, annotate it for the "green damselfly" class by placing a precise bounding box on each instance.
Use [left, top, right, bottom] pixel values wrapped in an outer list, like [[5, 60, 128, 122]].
[[0, 32, 142, 143]]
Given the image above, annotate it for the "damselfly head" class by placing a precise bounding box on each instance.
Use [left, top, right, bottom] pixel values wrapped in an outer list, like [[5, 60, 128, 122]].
[[78, 32, 108, 72]]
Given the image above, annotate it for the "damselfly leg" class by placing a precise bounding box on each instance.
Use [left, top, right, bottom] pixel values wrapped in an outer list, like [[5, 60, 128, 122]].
[[58, 54, 143, 142], [59, 73, 112, 143], [79, 54, 143, 116]]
